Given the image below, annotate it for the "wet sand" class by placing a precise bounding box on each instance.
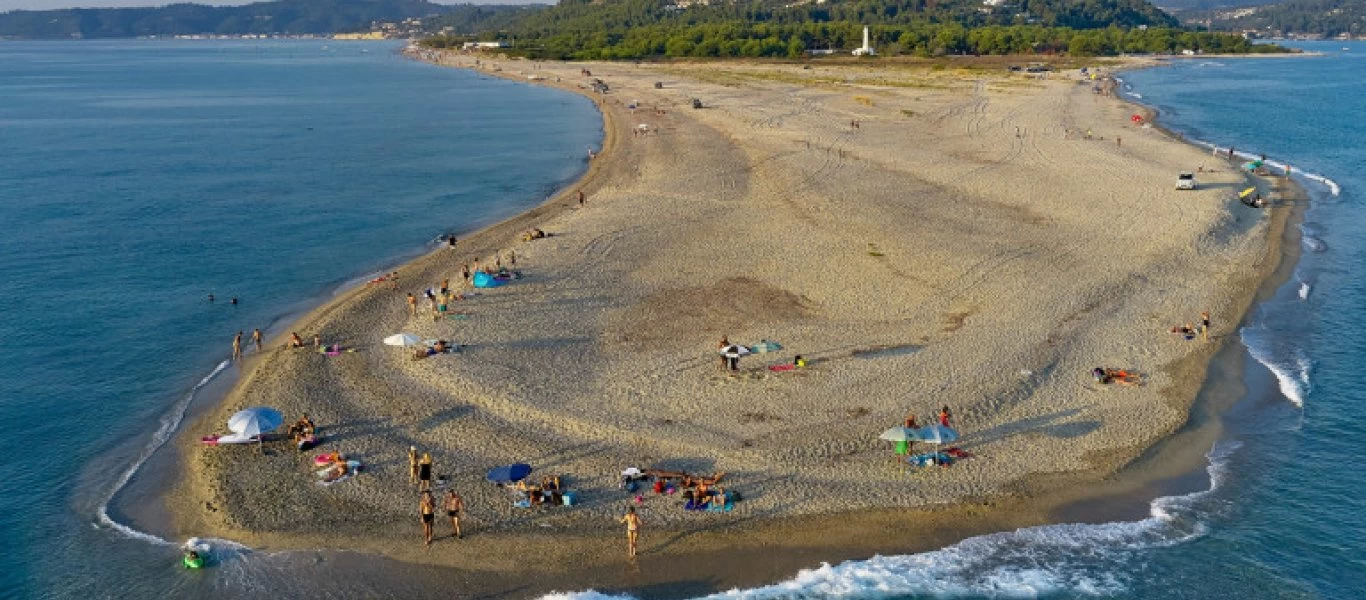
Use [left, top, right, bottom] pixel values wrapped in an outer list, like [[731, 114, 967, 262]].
[[165, 54, 1298, 596]]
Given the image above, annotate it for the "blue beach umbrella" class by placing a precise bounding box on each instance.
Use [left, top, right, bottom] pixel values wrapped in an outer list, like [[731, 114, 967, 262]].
[[487, 463, 533, 484], [915, 423, 959, 445]]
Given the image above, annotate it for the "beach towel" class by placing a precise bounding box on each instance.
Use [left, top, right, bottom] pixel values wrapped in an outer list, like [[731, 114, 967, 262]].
[[944, 447, 972, 459], [472, 272, 506, 289], [768, 363, 796, 372], [909, 453, 953, 467], [201, 432, 258, 446]]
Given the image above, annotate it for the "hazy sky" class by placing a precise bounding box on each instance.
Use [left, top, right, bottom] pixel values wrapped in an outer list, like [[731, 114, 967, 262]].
[[0, 0, 547, 11]]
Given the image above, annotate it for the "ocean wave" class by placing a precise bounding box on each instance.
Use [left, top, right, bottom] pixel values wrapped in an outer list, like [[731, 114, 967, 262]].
[[542, 443, 1241, 600], [1302, 236, 1328, 253], [96, 359, 232, 546], [1243, 331, 1310, 407], [1190, 142, 1341, 197], [1298, 282, 1311, 300]]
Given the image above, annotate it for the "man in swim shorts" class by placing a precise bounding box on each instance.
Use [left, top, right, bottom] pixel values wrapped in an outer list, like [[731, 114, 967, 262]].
[[420, 491, 435, 547], [444, 489, 465, 539]]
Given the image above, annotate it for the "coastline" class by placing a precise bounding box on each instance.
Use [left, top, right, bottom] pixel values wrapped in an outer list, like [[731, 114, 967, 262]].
[[159, 53, 1300, 597]]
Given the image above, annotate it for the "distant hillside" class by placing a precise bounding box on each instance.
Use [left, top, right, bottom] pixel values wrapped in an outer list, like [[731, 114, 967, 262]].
[[1194, 0, 1366, 35], [422, 0, 1284, 58], [0, 0, 524, 39], [1155, 0, 1283, 15]]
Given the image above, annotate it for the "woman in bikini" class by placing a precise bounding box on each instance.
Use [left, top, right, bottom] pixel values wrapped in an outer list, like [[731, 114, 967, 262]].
[[418, 453, 433, 491], [420, 491, 435, 546], [620, 506, 642, 559]]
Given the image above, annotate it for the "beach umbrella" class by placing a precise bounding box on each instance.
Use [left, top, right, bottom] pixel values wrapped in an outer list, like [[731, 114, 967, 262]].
[[383, 332, 422, 347], [227, 407, 283, 438], [487, 463, 533, 484], [878, 427, 917, 442], [621, 467, 643, 478], [719, 345, 752, 359], [915, 423, 960, 445], [748, 340, 783, 354], [1239, 187, 1257, 199]]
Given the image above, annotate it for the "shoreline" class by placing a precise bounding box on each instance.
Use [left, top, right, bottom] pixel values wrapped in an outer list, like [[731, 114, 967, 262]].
[[157, 54, 1301, 597]]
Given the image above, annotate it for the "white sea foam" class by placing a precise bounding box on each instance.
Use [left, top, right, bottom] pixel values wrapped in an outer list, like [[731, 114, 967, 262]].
[[541, 444, 1241, 600], [95, 359, 256, 561], [1125, 91, 1144, 99], [1244, 333, 1310, 407], [1298, 282, 1311, 300]]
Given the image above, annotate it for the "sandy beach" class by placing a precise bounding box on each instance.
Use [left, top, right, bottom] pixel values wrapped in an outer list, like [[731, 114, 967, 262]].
[[168, 53, 1297, 594]]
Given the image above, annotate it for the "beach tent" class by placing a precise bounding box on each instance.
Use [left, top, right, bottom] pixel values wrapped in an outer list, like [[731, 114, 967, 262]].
[[228, 407, 283, 439], [472, 271, 506, 289], [487, 463, 532, 484], [383, 333, 422, 347]]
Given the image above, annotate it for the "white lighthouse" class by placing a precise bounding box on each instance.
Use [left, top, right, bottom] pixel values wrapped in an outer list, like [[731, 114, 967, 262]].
[[852, 26, 875, 56]]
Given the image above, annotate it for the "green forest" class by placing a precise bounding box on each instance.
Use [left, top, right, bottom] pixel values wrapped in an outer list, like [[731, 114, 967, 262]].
[[423, 0, 1285, 58], [1198, 0, 1366, 36]]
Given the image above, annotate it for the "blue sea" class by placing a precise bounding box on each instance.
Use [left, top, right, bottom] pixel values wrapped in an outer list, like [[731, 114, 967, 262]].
[[0, 40, 601, 598], [2, 40, 1362, 600]]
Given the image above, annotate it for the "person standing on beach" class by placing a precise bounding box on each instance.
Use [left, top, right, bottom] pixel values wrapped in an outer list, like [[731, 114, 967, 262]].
[[420, 491, 436, 547], [1228, 146, 1236, 161], [408, 446, 420, 485], [1201, 311, 1211, 342], [578, 190, 585, 206], [718, 336, 730, 372], [418, 453, 433, 491], [407, 293, 418, 316], [939, 406, 952, 427], [232, 331, 242, 361], [444, 489, 465, 539], [461, 263, 471, 283], [1116, 136, 1122, 148], [313, 334, 322, 349], [251, 328, 263, 352], [620, 506, 642, 559]]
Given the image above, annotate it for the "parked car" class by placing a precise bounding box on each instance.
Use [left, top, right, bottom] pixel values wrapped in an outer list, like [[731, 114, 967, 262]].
[[1176, 173, 1197, 190]]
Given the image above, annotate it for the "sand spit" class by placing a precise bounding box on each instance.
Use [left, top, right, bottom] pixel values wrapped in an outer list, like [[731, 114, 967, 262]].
[[171, 55, 1288, 584]]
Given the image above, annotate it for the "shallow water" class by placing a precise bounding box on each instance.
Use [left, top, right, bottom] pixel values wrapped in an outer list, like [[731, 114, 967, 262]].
[[0, 40, 601, 598]]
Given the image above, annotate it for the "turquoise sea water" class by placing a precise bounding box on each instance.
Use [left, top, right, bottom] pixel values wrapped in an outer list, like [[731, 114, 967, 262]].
[[563, 45, 1366, 600], [0, 40, 601, 598]]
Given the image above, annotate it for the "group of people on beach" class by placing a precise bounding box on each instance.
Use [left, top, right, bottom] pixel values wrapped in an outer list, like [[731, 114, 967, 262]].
[[410, 447, 466, 546]]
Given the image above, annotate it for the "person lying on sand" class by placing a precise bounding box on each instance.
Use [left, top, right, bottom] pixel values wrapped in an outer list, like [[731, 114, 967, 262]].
[[321, 462, 349, 483], [1170, 323, 1197, 340], [1092, 367, 1141, 386]]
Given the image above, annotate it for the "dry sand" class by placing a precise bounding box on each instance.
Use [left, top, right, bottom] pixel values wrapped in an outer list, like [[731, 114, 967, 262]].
[[169, 54, 1293, 588]]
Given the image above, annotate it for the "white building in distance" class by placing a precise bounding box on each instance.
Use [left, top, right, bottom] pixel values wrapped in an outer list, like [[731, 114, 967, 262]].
[[852, 26, 875, 56]]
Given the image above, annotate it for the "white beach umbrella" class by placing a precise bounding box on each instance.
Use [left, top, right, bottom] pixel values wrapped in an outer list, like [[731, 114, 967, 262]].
[[227, 407, 283, 438], [719, 345, 752, 359], [384, 333, 423, 347], [878, 427, 917, 442]]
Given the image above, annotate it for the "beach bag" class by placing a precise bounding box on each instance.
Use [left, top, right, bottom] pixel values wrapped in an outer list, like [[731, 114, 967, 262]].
[[562, 491, 577, 506]]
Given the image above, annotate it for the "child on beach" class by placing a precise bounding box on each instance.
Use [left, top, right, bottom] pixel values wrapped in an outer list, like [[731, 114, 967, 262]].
[[409, 447, 419, 485]]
